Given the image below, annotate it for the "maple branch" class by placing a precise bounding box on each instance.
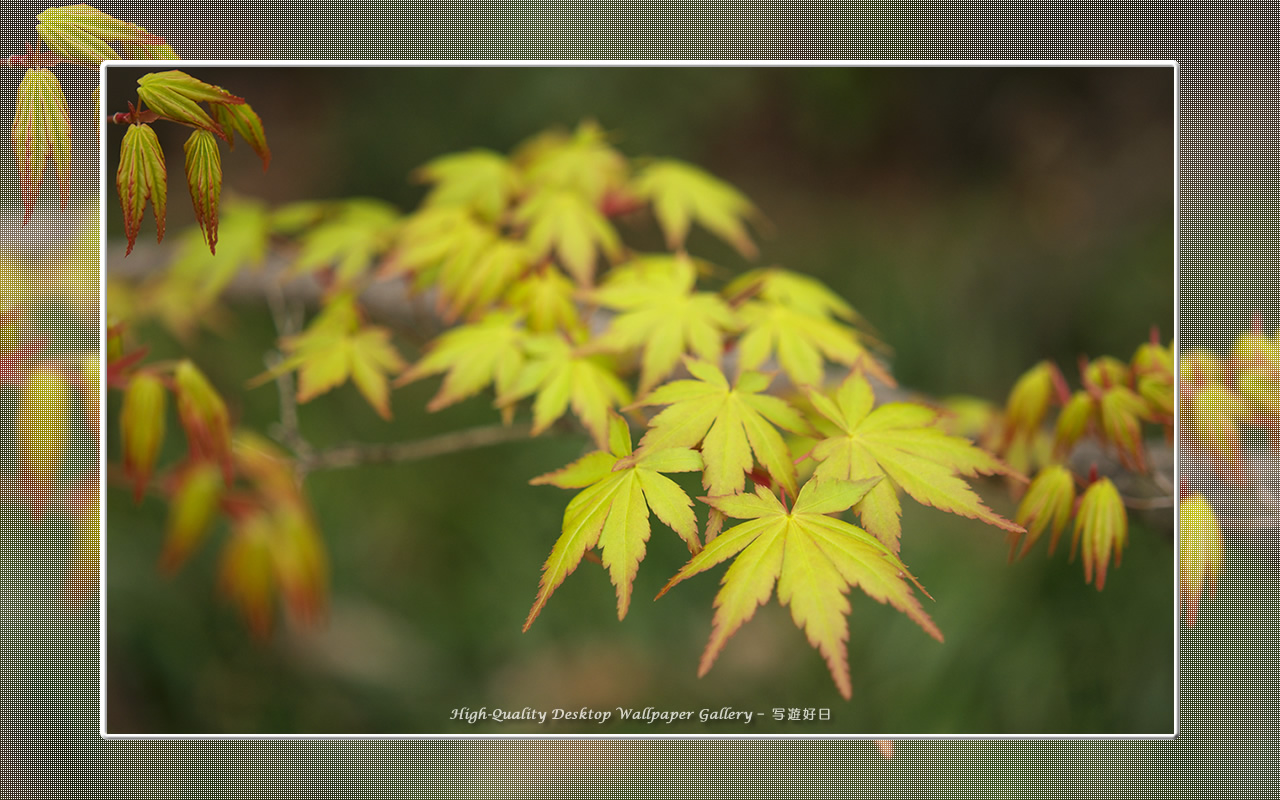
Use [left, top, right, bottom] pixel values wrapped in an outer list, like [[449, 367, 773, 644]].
[[299, 422, 536, 473], [264, 281, 314, 462]]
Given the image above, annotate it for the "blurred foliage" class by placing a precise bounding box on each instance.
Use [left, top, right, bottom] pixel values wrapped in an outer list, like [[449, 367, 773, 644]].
[[101, 66, 1173, 733]]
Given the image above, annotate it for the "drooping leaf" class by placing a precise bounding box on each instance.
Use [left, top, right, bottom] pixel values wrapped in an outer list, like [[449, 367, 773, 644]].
[[136, 70, 244, 140], [515, 187, 621, 286], [12, 68, 71, 224], [1181, 381, 1250, 484], [658, 478, 942, 700], [499, 333, 631, 449], [1098, 385, 1151, 472], [1001, 360, 1057, 447], [259, 294, 406, 419], [411, 148, 520, 220], [116, 123, 167, 255], [1070, 477, 1127, 590], [593, 254, 738, 393], [18, 365, 70, 518], [1053, 390, 1095, 455], [172, 360, 233, 475], [120, 370, 167, 503], [398, 310, 528, 414], [525, 413, 702, 628], [1179, 493, 1222, 627], [290, 198, 402, 288], [182, 129, 222, 254], [209, 100, 270, 169], [1009, 464, 1075, 560], [634, 359, 811, 499], [807, 370, 1022, 552], [161, 461, 223, 574], [633, 159, 758, 258], [36, 4, 177, 65]]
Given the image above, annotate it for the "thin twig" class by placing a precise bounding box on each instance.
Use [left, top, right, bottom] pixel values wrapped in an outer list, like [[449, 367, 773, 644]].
[[300, 422, 537, 473], [264, 279, 312, 461]]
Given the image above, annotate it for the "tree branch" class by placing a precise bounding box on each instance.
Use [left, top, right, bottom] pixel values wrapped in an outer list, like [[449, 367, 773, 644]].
[[299, 422, 537, 473]]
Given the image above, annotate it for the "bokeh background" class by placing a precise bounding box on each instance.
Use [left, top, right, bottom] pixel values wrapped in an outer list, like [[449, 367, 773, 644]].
[[100, 65, 1174, 734]]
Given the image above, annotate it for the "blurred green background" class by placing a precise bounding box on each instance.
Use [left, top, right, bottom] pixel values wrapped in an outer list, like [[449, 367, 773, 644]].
[[104, 66, 1174, 734]]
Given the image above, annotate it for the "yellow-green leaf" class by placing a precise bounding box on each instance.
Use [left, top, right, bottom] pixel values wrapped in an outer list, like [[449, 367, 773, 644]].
[[290, 199, 401, 287], [526, 413, 702, 628], [1179, 493, 1222, 627], [515, 188, 621, 286], [137, 70, 244, 140], [658, 478, 940, 700], [807, 370, 1021, 552], [1071, 477, 1127, 590], [398, 310, 527, 414], [1010, 464, 1076, 559], [182, 129, 222, 254], [116, 122, 166, 255], [210, 101, 270, 170], [518, 120, 628, 203], [633, 159, 757, 257], [500, 334, 631, 449], [161, 462, 223, 574], [36, 5, 177, 65], [12, 68, 71, 224], [593, 254, 738, 393], [261, 294, 406, 419], [411, 148, 520, 220], [635, 359, 811, 500], [737, 299, 893, 389], [120, 370, 166, 503], [505, 267, 584, 336]]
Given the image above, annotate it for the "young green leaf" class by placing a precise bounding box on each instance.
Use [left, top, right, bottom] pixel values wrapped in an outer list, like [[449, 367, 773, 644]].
[[116, 123, 167, 255], [411, 148, 520, 220], [634, 359, 811, 499], [136, 70, 244, 140], [658, 478, 942, 700], [12, 68, 71, 224], [120, 370, 167, 503], [182, 129, 222, 254], [633, 159, 758, 258], [505, 267, 585, 336], [1097, 385, 1151, 472], [515, 187, 621, 286], [725, 268, 864, 323], [593, 255, 738, 393], [379, 205, 494, 295], [499, 333, 632, 449], [398, 310, 528, 415], [209, 101, 271, 170], [36, 4, 177, 65], [807, 370, 1022, 552], [525, 413, 702, 628]]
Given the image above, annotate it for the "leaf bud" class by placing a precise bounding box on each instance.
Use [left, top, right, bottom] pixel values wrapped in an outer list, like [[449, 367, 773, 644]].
[[1071, 477, 1127, 590], [1011, 464, 1076, 559], [173, 360, 232, 480], [160, 462, 223, 574], [1178, 493, 1223, 627], [18, 364, 70, 516]]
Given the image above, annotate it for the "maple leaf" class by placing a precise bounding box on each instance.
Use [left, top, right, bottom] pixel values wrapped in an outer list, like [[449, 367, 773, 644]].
[[116, 122, 167, 255], [515, 187, 621, 286], [255, 294, 406, 419], [633, 159, 758, 258], [410, 148, 520, 221], [504, 267, 585, 336], [657, 478, 942, 700], [525, 413, 702, 629], [593, 255, 738, 393], [499, 333, 632, 449], [517, 120, 629, 203], [289, 199, 401, 287], [397, 310, 527, 415], [736, 298, 892, 389], [634, 359, 811, 500], [807, 370, 1022, 553], [12, 68, 71, 224]]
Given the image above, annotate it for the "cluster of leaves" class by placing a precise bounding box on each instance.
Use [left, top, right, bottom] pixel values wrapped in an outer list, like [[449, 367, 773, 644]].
[[113, 118, 1040, 699], [943, 333, 1175, 594], [9, 5, 178, 224]]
